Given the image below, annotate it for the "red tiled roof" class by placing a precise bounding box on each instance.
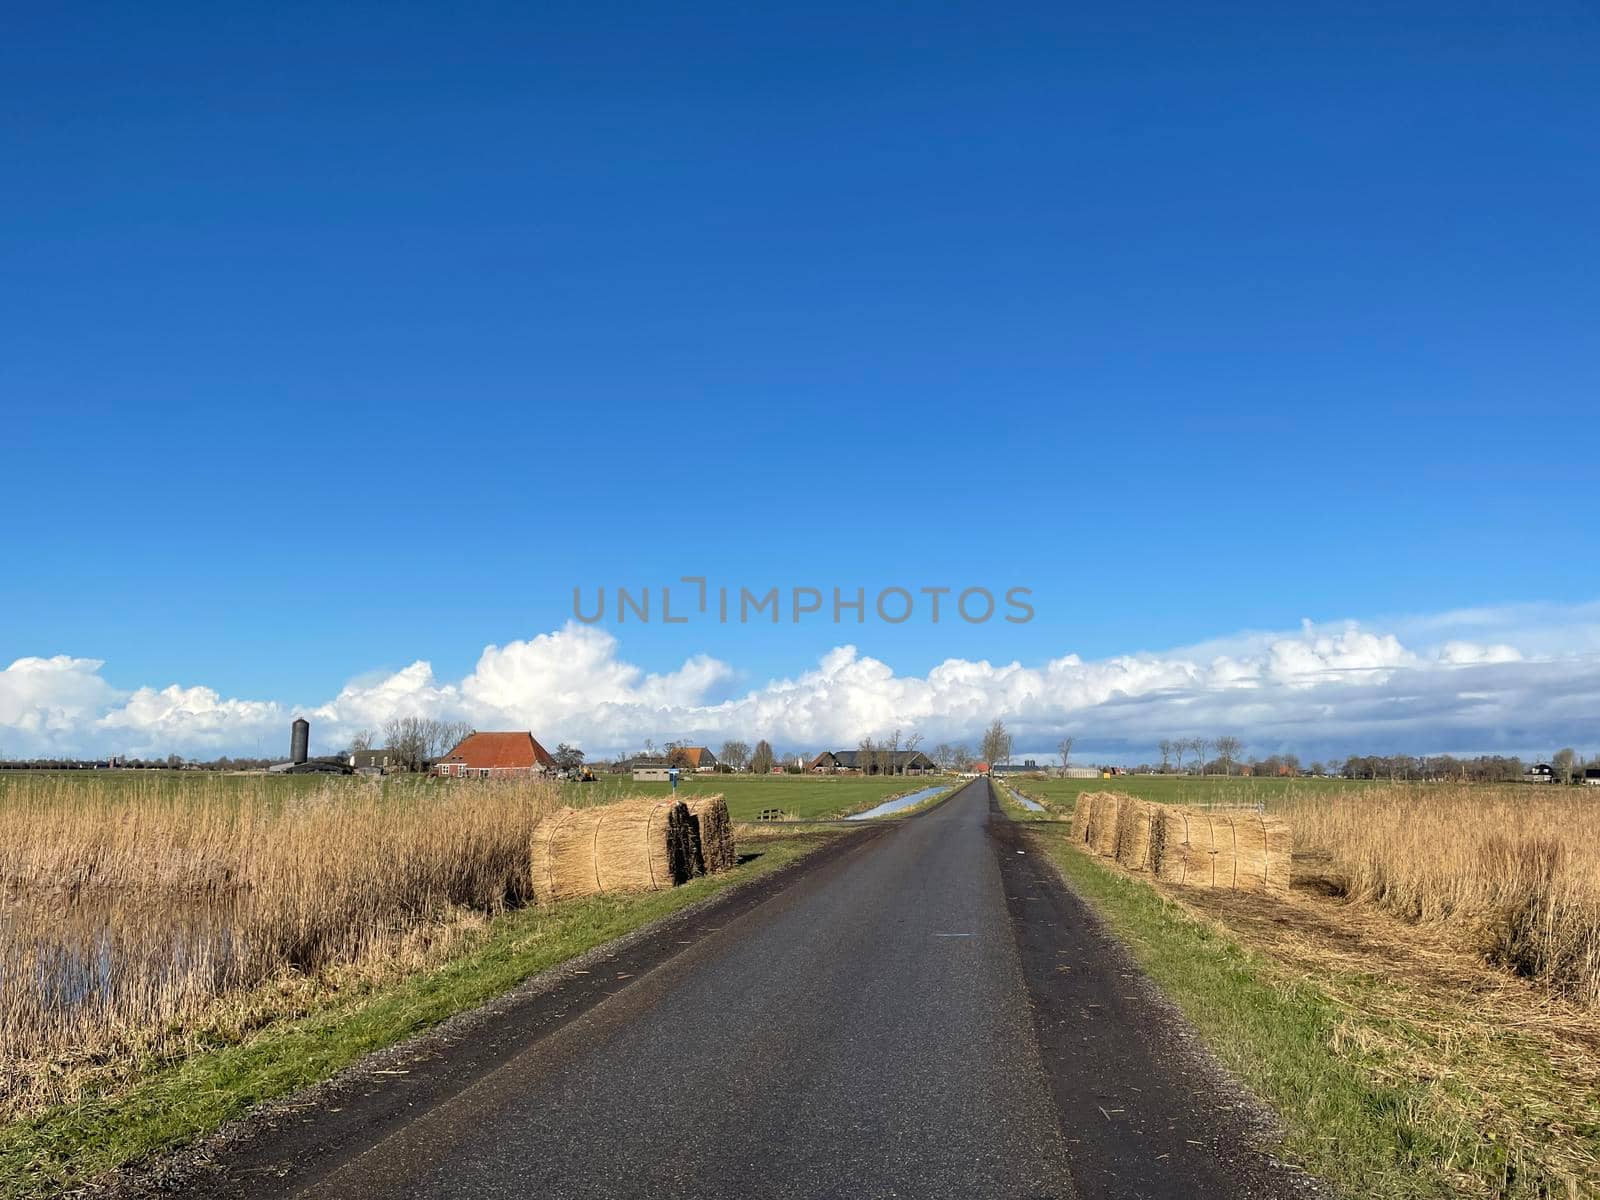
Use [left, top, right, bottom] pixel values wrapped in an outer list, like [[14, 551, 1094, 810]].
[[439, 731, 555, 770], [681, 746, 711, 767]]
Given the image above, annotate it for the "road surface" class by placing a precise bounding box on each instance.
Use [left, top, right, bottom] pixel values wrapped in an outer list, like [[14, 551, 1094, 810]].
[[188, 780, 1308, 1199]]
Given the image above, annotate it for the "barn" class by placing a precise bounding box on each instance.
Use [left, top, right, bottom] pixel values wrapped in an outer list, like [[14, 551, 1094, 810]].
[[433, 731, 556, 779]]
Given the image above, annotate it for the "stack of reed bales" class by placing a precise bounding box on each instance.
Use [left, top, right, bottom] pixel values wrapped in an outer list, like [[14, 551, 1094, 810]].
[[530, 797, 700, 904], [685, 795, 737, 875], [529, 795, 739, 904], [1076, 791, 1290, 893], [1072, 792, 1123, 856]]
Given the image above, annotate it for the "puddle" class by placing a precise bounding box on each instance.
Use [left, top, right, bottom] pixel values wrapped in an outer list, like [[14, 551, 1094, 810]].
[[845, 786, 948, 820]]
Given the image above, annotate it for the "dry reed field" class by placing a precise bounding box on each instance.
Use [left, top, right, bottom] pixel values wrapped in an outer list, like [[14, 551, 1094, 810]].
[[1283, 785, 1600, 1009], [0, 771, 575, 1121]]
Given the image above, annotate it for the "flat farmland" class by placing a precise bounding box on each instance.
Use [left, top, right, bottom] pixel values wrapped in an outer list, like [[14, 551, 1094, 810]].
[[1004, 772, 1365, 816], [562, 771, 949, 820]]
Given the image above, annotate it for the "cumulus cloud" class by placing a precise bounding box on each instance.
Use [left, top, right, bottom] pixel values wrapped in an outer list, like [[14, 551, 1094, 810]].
[[3, 609, 1599, 762], [0, 656, 119, 741]]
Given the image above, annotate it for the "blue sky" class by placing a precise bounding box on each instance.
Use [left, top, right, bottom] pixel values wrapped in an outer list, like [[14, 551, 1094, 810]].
[[3, 1, 1597, 759]]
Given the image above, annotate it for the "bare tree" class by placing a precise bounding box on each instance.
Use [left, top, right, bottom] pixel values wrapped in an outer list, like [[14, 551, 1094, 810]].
[[905, 730, 924, 768], [348, 729, 376, 756], [932, 742, 954, 770], [980, 720, 1012, 771], [1170, 738, 1184, 773], [382, 716, 426, 772], [1554, 747, 1578, 785], [719, 740, 751, 773], [1214, 735, 1243, 776], [1188, 737, 1209, 775], [858, 735, 876, 775], [1057, 736, 1074, 774], [879, 728, 902, 776], [751, 739, 775, 775], [425, 719, 472, 764], [1157, 738, 1172, 773], [951, 743, 974, 771]]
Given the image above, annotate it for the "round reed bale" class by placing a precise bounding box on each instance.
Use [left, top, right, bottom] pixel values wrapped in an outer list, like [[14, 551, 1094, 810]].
[[530, 799, 693, 904], [1088, 793, 1122, 858], [1182, 808, 1219, 888], [1229, 810, 1292, 893], [685, 795, 736, 874], [1114, 799, 1154, 871], [530, 807, 585, 904], [1070, 794, 1095, 844], [1215, 810, 1240, 890], [1149, 805, 1191, 884]]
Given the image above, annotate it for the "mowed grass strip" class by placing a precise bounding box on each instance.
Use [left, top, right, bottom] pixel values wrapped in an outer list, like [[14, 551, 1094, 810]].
[[0, 831, 836, 1200], [1027, 823, 1599, 1199]]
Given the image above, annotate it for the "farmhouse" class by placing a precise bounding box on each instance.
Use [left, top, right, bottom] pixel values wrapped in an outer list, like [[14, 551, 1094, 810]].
[[1523, 763, 1555, 784], [433, 731, 556, 779], [808, 749, 937, 776], [670, 746, 719, 773], [350, 748, 409, 775], [1585, 768, 1600, 787]]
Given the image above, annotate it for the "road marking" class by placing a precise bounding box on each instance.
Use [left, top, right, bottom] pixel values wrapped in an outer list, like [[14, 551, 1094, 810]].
[[932, 932, 973, 938]]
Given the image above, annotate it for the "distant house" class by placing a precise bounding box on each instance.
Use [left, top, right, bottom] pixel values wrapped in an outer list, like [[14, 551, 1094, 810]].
[[350, 748, 409, 775], [623, 756, 673, 782], [1523, 763, 1555, 784], [669, 746, 719, 773], [433, 731, 556, 779], [1585, 767, 1600, 787], [1061, 766, 1100, 779], [808, 749, 937, 776], [991, 759, 1046, 776]]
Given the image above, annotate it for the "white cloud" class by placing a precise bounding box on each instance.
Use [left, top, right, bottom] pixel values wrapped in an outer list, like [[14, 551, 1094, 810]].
[[0, 656, 119, 740], [3, 607, 1599, 763]]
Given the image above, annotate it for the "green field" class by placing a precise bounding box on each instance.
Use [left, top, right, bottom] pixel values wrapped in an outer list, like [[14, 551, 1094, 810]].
[[1003, 772, 1368, 816], [563, 771, 951, 820]]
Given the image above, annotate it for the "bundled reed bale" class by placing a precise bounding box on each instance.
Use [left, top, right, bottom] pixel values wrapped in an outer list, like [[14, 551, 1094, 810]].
[[1146, 806, 1292, 892], [685, 795, 736, 875], [1070, 794, 1095, 845], [1113, 799, 1155, 871], [1228, 809, 1292, 893], [529, 798, 696, 904], [1086, 792, 1122, 858], [1149, 806, 1193, 885]]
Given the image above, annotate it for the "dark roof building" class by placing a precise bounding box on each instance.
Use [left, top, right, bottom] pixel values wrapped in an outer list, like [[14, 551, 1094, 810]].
[[808, 749, 937, 775], [351, 748, 410, 773], [991, 759, 1046, 775], [670, 746, 719, 772]]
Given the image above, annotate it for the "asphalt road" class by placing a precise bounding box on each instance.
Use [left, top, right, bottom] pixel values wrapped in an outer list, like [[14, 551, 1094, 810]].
[[194, 781, 1307, 1200]]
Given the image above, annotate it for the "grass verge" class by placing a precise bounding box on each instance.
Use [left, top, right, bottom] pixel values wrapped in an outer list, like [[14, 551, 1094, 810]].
[[1025, 822, 1595, 1199], [0, 831, 837, 1200]]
